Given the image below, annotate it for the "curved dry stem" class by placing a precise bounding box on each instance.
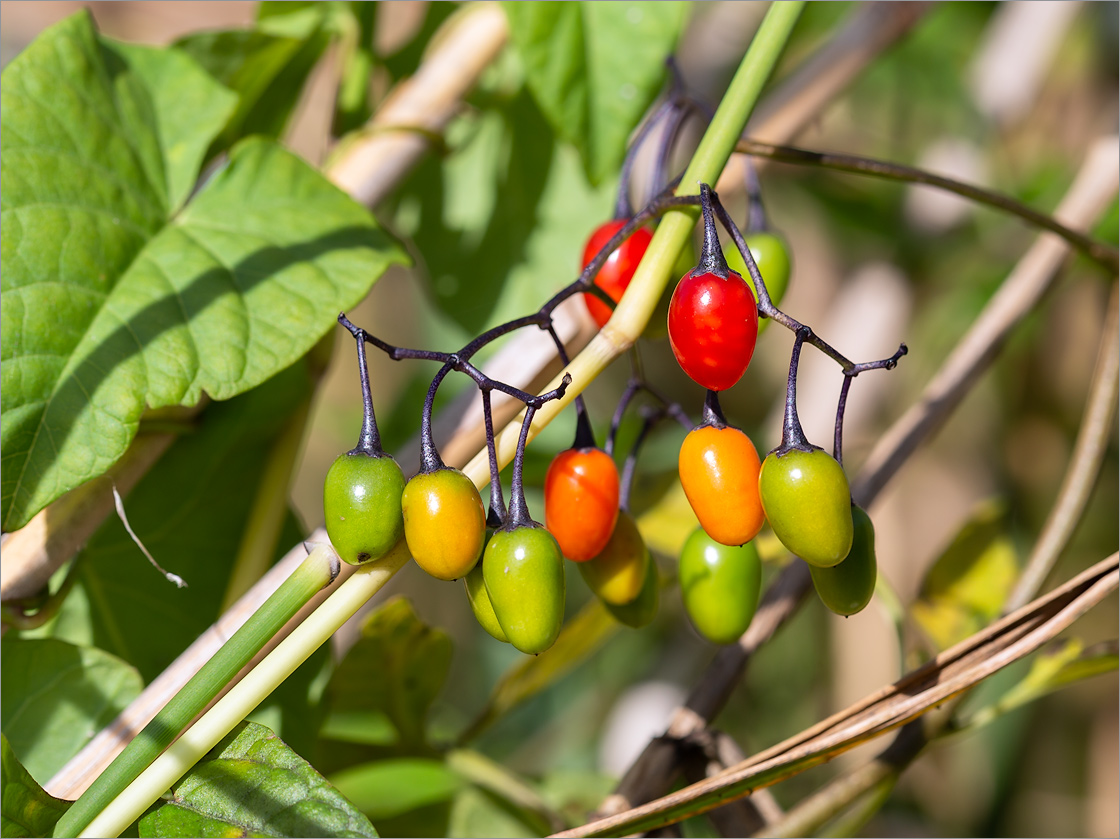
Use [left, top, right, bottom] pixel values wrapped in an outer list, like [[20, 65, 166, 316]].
[[1004, 281, 1120, 613], [736, 138, 1120, 273], [555, 555, 1119, 838], [853, 135, 1119, 505]]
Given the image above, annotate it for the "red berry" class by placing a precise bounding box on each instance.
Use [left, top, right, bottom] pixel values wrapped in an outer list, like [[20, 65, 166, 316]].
[[667, 269, 758, 391], [582, 221, 654, 328]]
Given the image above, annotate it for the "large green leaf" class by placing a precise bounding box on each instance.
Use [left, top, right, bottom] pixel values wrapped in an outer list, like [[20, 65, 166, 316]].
[[324, 597, 452, 752], [101, 40, 238, 211], [0, 638, 141, 786], [1, 134, 406, 532], [0, 735, 72, 839], [1, 12, 406, 531], [138, 720, 377, 838], [911, 500, 1019, 650], [75, 361, 311, 683], [504, 2, 688, 184], [175, 25, 330, 150], [402, 90, 555, 335]]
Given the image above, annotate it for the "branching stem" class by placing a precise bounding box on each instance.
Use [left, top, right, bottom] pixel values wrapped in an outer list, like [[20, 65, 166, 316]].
[[735, 138, 1120, 273]]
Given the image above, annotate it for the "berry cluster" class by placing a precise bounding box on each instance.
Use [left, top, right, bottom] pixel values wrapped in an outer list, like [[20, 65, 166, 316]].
[[324, 85, 906, 653]]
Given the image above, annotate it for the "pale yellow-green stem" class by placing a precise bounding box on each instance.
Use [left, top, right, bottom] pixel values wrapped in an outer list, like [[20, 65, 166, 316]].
[[464, 1, 806, 486], [79, 541, 410, 838]]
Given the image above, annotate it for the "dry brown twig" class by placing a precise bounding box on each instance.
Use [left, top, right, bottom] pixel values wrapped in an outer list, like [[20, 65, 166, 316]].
[[1005, 280, 1120, 612], [554, 553, 1119, 838], [757, 282, 1118, 838]]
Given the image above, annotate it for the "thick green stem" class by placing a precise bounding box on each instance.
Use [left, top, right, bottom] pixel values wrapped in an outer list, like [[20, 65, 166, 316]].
[[78, 542, 408, 839], [53, 544, 341, 838], [677, 3, 806, 192]]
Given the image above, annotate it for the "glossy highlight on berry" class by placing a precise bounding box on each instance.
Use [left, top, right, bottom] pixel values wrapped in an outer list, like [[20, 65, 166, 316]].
[[544, 447, 620, 562], [323, 452, 406, 565], [668, 268, 759, 391], [678, 424, 764, 546], [402, 467, 486, 581], [483, 524, 566, 654], [759, 447, 853, 568]]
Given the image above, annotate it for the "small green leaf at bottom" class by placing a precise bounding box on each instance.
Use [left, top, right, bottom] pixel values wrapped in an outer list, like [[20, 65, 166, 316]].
[[138, 721, 376, 838], [1, 735, 72, 839]]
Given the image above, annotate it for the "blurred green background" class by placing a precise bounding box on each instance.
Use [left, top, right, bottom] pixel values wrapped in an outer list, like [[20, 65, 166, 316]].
[[2, 2, 1115, 836]]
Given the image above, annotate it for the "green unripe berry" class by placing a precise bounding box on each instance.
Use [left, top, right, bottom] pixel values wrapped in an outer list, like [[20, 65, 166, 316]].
[[464, 560, 508, 643], [678, 528, 762, 644], [759, 447, 853, 568], [810, 505, 877, 616], [323, 452, 406, 565], [483, 524, 566, 655], [725, 231, 792, 333]]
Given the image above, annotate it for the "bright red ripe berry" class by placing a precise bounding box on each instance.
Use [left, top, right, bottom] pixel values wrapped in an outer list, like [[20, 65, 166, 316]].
[[668, 268, 759, 391], [582, 220, 654, 328]]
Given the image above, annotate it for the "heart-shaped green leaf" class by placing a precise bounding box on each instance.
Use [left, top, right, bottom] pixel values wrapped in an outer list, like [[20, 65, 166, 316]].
[[175, 20, 330, 150], [505, 2, 688, 184], [138, 720, 377, 838], [101, 39, 238, 211], [1, 14, 407, 532]]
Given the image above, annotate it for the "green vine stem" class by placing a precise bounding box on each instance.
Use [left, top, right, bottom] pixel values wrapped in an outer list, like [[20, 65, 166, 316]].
[[53, 544, 341, 838], [77, 542, 408, 839], [461, 0, 805, 487]]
